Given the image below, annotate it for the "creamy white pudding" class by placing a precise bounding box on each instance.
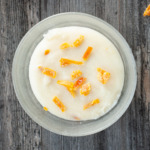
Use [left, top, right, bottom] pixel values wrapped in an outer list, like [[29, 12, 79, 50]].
[[29, 26, 124, 121]]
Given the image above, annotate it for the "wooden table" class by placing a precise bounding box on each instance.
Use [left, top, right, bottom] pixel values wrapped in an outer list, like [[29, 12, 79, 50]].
[[0, 0, 150, 150]]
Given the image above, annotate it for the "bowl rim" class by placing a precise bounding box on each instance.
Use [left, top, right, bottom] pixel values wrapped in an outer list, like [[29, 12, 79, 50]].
[[12, 12, 137, 136]]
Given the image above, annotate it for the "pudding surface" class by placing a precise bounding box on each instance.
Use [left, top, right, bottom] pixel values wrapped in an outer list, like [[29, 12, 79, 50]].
[[29, 26, 124, 121]]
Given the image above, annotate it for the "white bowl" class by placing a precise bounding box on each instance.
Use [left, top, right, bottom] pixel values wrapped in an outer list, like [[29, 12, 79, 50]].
[[12, 12, 137, 136]]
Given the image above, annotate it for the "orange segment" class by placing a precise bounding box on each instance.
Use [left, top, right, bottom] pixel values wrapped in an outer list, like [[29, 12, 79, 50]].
[[97, 68, 110, 84], [143, 4, 150, 16], [39, 66, 56, 78], [82, 47, 93, 61], [44, 49, 50, 55], [80, 83, 91, 96], [60, 58, 83, 67], [73, 77, 86, 90], [73, 35, 84, 47], [57, 80, 75, 97], [83, 99, 100, 110], [53, 96, 66, 112], [43, 107, 48, 111], [60, 43, 70, 49], [71, 70, 82, 80]]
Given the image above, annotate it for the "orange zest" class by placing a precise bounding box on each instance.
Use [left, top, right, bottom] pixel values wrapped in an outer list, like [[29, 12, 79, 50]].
[[38, 66, 44, 72], [44, 49, 50, 55], [80, 83, 91, 96], [73, 77, 87, 90], [71, 70, 82, 80], [43, 107, 48, 111], [57, 80, 75, 97], [60, 58, 83, 67], [53, 96, 66, 112], [57, 80, 74, 88], [73, 116, 80, 120], [73, 35, 84, 47], [82, 47, 93, 61], [38, 66, 56, 78], [83, 99, 100, 110], [97, 68, 110, 84], [143, 4, 150, 16], [60, 43, 70, 49]]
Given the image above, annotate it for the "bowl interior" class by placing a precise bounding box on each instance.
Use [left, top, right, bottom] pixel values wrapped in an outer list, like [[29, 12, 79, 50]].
[[12, 13, 137, 136]]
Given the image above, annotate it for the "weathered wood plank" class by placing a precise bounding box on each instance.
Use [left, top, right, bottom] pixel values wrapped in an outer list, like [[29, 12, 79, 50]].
[[40, 0, 60, 19], [0, 0, 42, 150], [0, 0, 150, 150]]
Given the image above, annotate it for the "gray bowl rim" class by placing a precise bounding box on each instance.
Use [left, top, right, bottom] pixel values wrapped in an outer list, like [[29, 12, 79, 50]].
[[12, 12, 137, 136]]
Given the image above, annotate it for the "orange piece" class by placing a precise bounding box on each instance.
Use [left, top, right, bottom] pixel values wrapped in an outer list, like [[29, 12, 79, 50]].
[[97, 68, 110, 84], [60, 58, 83, 67], [73, 77, 87, 90], [53, 96, 66, 112], [143, 4, 150, 16], [57, 80, 74, 88], [80, 83, 91, 96], [38, 66, 56, 78], [44, 49, 50, 55], [71, 70, 82, 80], [57, 80, 75, 97], [82, 47, 93, 61], [60, 43, 70, 49], [83, 99, 100, 110], [73, 116, 80, 120], [73, 35, 84, 47], [38, 66, 44, 71], [43, 107, 48, 111], [42, 68, 56, 78]]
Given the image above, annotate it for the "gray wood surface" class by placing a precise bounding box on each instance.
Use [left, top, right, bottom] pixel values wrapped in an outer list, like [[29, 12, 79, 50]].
[[0, 0, 150, 150]]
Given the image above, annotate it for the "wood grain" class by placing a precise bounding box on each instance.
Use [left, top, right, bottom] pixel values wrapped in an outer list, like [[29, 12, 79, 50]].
[[0, 0, 150, 150]]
